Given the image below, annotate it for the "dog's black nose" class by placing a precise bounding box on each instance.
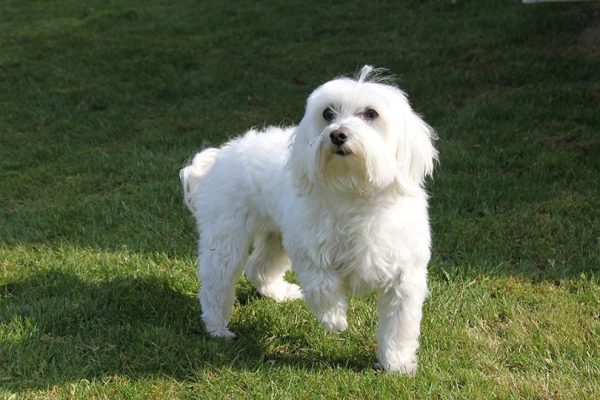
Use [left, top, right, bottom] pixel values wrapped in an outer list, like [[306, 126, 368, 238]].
[[330, 129, 348, 146]]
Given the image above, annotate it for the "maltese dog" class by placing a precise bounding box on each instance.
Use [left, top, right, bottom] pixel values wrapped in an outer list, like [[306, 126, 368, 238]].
[[180, 66, 437, 374]]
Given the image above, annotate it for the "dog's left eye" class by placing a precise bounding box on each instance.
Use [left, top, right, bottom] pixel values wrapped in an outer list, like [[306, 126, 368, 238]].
[[363, 108, 378, 120]]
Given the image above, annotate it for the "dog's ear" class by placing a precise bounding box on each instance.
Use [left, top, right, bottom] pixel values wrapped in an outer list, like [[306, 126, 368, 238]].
[[394, 109, 438, 195], [286, 123, 314, 194]]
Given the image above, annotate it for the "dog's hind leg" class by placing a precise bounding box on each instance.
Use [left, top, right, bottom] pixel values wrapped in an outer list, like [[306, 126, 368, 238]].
[[245, 232, 303, 302], [198, 227, 250, 340]]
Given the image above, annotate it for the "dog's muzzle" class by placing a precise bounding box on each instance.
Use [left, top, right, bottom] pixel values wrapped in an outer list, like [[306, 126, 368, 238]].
[[330, 129, 352, 156]]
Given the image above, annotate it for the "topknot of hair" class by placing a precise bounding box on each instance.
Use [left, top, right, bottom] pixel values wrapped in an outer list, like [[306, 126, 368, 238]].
[[355, 65, 396, 85]]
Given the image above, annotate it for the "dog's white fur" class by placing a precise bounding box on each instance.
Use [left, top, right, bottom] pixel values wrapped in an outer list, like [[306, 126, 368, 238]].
[[180, 66, 437, 374]]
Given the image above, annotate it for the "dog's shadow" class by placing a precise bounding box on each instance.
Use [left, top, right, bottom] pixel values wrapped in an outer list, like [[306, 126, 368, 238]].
[[1, 270, 374, 390]]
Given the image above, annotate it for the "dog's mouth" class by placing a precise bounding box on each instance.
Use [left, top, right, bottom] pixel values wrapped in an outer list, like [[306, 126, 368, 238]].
[[332, 146, 352, 156]]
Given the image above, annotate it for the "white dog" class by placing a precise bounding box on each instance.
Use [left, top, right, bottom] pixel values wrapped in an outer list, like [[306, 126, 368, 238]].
[[180, 66, 437, 374]]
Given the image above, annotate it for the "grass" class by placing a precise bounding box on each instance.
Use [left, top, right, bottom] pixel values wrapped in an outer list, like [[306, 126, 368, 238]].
[[1, 0, 599, 398]]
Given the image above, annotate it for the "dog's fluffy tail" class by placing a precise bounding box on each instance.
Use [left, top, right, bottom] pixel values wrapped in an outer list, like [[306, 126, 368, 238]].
[[180, 148, 220, 215]]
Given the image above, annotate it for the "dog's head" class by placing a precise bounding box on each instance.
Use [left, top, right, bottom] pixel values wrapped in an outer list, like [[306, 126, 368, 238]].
[[288, 66, 437, 196]]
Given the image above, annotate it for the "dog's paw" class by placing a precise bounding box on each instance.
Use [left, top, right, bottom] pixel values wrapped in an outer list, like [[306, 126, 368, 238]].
[[376, 354, 418, 375], [259, 282, 303, 302], [319, 311, 348, 333], [207, 327, 237, 341], [375, 360, 417, 375]]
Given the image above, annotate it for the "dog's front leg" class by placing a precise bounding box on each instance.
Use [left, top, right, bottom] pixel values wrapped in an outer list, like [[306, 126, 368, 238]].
[[376, 269, 427, 374], [295, 265, 348, 333]]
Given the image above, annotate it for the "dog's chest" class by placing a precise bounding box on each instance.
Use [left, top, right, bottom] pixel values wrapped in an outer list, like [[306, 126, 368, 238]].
[[302, 205, 415, 294], [280, 192, 430, 295]]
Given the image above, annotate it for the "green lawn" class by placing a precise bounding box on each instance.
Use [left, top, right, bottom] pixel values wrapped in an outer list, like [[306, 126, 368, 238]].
[[1, 0, 599, 398]]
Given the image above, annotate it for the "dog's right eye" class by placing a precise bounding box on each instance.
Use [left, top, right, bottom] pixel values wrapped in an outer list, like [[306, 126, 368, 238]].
[[322, 107, 335, 122]]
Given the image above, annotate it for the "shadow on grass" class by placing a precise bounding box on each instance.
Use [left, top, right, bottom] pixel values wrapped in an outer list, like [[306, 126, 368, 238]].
[[0, 270, 372, 390]]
